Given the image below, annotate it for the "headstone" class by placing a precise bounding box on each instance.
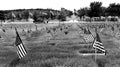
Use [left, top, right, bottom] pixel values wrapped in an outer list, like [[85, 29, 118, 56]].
[[2, 29, 5, 32], [64, 31, 68, 35]]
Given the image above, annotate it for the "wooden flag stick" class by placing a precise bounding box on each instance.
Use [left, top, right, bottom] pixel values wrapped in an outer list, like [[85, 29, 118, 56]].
[[95, 46, 97, 63]]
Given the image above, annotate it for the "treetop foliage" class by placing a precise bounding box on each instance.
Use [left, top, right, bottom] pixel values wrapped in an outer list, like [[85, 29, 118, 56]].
[[77, 2, 120, 18], [0, 8, 73, 23]]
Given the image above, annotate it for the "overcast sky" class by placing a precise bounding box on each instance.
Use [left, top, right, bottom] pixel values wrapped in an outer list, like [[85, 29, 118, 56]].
[[0, 0, 120, 11]]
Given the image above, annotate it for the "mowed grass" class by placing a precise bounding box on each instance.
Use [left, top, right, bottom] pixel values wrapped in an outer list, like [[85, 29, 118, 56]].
[[0, 23, 120, 67]]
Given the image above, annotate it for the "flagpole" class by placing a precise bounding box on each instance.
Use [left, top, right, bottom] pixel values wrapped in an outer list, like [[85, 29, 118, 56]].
[[92, 37, 96, 63], [59, 20, 60, 27], [95, 45, 96, 63], [1, 21, 2, 26], [94, 27, 97, 63]]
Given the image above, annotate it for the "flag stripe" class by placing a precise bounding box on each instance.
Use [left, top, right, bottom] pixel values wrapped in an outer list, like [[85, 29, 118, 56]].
[[18, 45, 25, 57], [17, 49, 24, 58], [18, 45, 26, 56], [20, 44, 27, 55], [93, 43, 104, 49], [17, 51, 22, 59], [93, 42, 105, 50], [95, 41, 103, 45], [94, 41, 104, 48], [93, 45, 106, 52], [95, 42, 103, 46], [93, 44, 104, 50]]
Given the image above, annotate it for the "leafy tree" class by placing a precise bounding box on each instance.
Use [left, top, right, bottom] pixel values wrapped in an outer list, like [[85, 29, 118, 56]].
[[0, 11, 6, 22], [100, 7, 107, 16], [77, 8, 90, 18], [58, 8, 73, 21], [22, 10, 29, 21], [106, 3, 120, 16], [59, 11, 66, 21], [16, 13, 22, 21], [89, 1, 103, 17], [33, 11, 44, 23]]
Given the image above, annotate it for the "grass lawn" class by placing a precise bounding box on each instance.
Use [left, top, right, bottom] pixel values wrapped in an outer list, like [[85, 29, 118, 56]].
[[0, 23, 120, 67]]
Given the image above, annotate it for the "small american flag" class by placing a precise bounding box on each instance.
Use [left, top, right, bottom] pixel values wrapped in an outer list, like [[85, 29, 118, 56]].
[[83, 34, 94, 43], [15, 28, 27, 59], [83, 28, 88, 34], [93, 32, 106, 54], [82, 28, 94, 43], [29, 12, 33, 17], [111, 26, 114, 31], [50, 11, 54, 16], [12, 12, 16, 18]]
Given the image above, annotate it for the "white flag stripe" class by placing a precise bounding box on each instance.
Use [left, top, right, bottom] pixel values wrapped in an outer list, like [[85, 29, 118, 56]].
[[93, 45, 104, 50], [18, 45, 26, 56], [17, 52, 22, 59], [17, 46, 24, 57], [20, 44, 27, 55], [93, 46, 105, 52], [18, 46, 25, 57], [95, 42, 103, 46], [19, 45, 26, 56], [93, 43, 104, 48], [93, 45, 104, 51], [20, 45, 27, 55], [17, 49, 24, 58], [95, 41, 103, 45], [12, 12, 16, 18], [18, 45, 26, 57], [95, 41, 103, 44], [93, 45, 105, 52], [100, 28, 104, 32]]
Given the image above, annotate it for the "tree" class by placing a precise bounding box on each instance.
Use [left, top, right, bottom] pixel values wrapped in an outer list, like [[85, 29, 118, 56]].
[[100, 7, 107, 16], [89, 1, 103, 17], [23, 10, 29, 21], [16, 13, 22, 21], [77, 8, 90, 18], [0, 11, 6, 22], [59, 12, 66, 21], [57, 8, 73, 21], [33, 11, 44, 23], [106, 3, 120, 16]]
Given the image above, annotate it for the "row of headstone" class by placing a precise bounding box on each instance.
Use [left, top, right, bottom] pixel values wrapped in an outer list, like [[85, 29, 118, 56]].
[[76, 23, 120, 38]]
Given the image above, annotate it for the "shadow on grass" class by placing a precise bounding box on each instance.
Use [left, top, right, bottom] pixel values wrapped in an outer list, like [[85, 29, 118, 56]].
[[8, 58, 20, 67], [8, 57, 30, 67], [96, 58, 109, 67]]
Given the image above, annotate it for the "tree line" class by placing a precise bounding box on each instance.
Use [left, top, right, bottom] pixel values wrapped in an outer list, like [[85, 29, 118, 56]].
[[1, 1, 120, 23], [77, 2, 120, 19], [0, 8, 73, 23]]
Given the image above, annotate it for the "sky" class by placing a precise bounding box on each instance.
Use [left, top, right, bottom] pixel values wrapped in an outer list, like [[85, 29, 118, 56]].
[[0, 0, 120, 11]]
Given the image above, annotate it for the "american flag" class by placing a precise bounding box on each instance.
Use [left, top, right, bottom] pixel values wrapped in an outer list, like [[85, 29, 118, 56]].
[[29, 12, 33, 17], [83, 35, 94, 43], [83, 28, 88, 34], [12, 12, 16, 18], [93, 32, 106, 54], [50, 11, 54, 16], [100, 28, 105, 33], [111, 25, 114, 32], [15, 28, 27, 59], [82, 29, 94, 43]]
